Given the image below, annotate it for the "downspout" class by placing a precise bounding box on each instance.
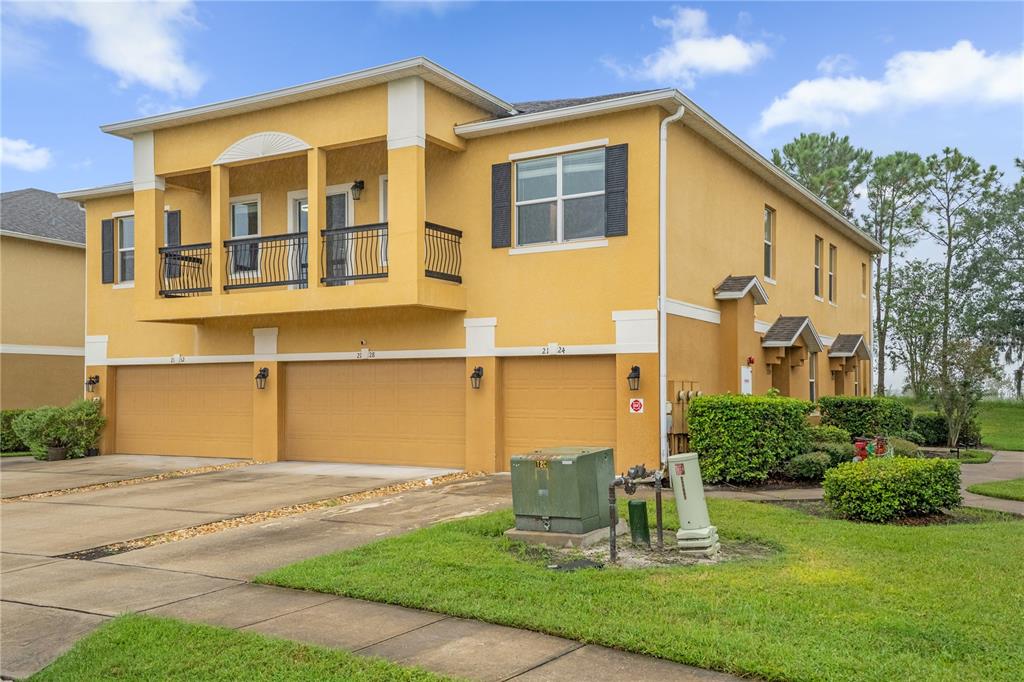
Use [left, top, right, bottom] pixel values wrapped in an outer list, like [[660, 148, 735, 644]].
[[659, 104, 685, 465]]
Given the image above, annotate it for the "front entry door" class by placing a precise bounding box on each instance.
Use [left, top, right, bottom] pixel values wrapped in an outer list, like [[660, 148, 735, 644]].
[[325, 192, 350, 283], [292, 198, 308, 288]]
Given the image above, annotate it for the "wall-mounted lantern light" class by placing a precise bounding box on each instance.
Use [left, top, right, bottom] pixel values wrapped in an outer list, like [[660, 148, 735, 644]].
[[255, 367, 270, 390], [470, 366, 484, 390], [85, 375, 100, 393], [351, 180, 365, 200], [627, 365, 641, 391]]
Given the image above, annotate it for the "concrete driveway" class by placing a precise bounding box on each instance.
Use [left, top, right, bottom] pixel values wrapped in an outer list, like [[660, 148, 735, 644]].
[[0, 455, 501, 679]]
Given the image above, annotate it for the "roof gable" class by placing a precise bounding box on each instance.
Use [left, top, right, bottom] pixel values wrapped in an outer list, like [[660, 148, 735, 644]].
[[828, 333, 871, 360], [714, 275, 769, 305], [762, 315, 824, 353], [0, 188, 85, 245]]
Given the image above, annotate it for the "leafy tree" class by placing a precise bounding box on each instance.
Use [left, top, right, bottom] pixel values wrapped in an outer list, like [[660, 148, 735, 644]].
[[930, 339, 999, 447], [861, 152, 929, 395], [771, 132, 872, 217], [889, 260, 944, 398], [921, 148, 1002, 382]]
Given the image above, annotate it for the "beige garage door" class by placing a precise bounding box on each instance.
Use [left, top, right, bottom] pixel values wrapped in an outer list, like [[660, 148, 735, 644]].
[[502, 355, 616, 470], [116, 364, 253, 458], [283, 358, 465, 468]]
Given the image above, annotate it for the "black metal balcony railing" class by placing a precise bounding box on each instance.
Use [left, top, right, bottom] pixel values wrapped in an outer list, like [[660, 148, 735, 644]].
[[159, 242, 212, 297], [224, 233, 308, 291], [424, 222, 463, 284], [321, 223, 388, 286]]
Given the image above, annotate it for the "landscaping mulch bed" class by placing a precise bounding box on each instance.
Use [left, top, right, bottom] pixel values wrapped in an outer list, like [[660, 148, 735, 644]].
[[510, 537, 777, 571], [59, 471, 484, 560], [769, 499, 1020, 525]]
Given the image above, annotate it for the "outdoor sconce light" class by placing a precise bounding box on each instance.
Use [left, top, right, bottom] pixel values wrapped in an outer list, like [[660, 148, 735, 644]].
[[470, 366, 484, 390], [85, 375, 100, 393], [255, 367, 269, 390], [627, 365, 641, 391], [351, 180, 365, 200]]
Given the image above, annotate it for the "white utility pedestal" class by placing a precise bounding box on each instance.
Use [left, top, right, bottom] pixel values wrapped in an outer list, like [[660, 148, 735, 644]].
[[667, 452, 720, 556]]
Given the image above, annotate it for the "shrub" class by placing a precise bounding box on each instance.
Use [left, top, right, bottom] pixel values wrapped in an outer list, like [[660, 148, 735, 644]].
[[823, 458, 961, 522], [806, 424, 851, 444], [1, 409, 28, 451], [785, 452, 831, 482], [893, 430, 926, 446], [12, 406, 73, 455], [912, 412, 982, 447], [816, 441, 857, 468], [818, 396, 913, 437], [689, 394, 812, 484], [889, 437, 920, 458], [64, 399, 106, 456]]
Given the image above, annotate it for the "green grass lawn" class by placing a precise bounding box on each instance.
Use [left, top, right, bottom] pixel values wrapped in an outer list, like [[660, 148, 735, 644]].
[[258, 499, 1024, 682], [0, 451, 33, 457], [976, 401, 1024, 451], [967, 477, 1024, 502], [957, 449, 994, 463], [30, 614, 449, 681]]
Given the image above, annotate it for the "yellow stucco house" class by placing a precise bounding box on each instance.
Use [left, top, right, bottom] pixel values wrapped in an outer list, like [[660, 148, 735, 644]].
[[60, 58, 880, 471], [1, 189, 86, 409]]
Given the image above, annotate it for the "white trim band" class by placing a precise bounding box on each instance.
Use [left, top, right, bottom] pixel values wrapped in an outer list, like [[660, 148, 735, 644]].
[[1, 344, 86, 357], [508, 139, 608, 161]]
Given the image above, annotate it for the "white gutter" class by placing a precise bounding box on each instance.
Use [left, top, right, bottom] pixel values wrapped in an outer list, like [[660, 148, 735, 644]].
[[659, 105, 685, 465]]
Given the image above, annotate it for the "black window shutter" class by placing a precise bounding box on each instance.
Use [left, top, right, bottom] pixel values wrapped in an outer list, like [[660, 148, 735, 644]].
[[165, 210, 181, 278], [491, 162, 512, 248], [101, 219, 115, 283], [605, 144, 628, 237]]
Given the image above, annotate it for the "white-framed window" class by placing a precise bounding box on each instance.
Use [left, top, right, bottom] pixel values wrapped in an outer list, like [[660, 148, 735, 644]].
[[117, 214, 135, 283], [379, 175, 388, 222], [828, 243, 837, 303], [763, 206, 776, 280], [853, 366, 861, 396], [809, 352, 818, 402], [814, 236, 823, 298], [514, 148, 605, 247], [861, 262, 868, 297], [229, 194, 260, 274]]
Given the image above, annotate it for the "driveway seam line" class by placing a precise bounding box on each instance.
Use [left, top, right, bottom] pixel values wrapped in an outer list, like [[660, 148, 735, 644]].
[[227, 592, 343, 630], [501, 642, 586, 680], [1, 598, 111, 619], [135, 582, 246, 614], [351, 613, 453, 652]]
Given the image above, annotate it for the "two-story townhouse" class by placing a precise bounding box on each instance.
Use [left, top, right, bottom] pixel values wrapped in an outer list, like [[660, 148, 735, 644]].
[[60, 58, 881, 472], [1, 189, 86, 409]]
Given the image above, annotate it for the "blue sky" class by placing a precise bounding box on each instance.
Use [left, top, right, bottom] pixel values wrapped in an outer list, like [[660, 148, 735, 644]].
[[2, 1, 1022, 196]]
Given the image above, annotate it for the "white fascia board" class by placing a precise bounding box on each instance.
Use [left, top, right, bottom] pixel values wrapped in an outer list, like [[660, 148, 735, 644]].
[[100, 57, 515, 139], [57, 182, 134, 202], [0, 344, 86, 356], [0, 231, 85, 249], [663, 298, 721, 325]]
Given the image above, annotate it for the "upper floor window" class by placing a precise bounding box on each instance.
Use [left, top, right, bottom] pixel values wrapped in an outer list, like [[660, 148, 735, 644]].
[[828, 244, 837, 303], [763, 206, 776, 280], [813, 236, 823, 298], [861, 262, 868, 297], [515, 149, 605, 246], [117, 215, 135, 283]]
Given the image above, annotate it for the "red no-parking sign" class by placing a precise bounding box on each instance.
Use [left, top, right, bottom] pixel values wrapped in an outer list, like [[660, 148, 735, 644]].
[[628, 398, 645, 414]]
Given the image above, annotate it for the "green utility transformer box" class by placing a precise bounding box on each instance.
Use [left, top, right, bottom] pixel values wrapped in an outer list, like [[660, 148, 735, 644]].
[[510, 447, 615, 534]]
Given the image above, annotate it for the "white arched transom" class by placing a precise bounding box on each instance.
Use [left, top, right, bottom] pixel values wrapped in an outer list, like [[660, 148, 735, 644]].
[[213, 132, 311, 165]]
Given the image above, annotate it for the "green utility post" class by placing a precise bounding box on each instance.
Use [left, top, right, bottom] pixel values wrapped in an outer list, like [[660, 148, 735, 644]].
[[627, 500, 651, 548]]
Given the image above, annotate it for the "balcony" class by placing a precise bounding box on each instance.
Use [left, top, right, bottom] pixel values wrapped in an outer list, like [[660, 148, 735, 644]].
[[148, 221, 463, 320]]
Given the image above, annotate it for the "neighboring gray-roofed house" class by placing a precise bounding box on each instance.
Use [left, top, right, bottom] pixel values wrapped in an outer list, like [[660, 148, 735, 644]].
[[761, 315, 824, 353], [1, 188, 86, 247], [828, 333, 871, 359], [713, 275, 769, 304]]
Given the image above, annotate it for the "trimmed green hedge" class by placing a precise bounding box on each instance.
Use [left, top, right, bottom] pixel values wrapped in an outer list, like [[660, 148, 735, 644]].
[[806, 424, 851, 444], [912, 412, 982, 447], [11, 400, 106, 458], [689, 395, 811, 484], [818, 397, 913, 437], [815, 441, 857, 468], [823, 458, 961, 522], [1, 409, 28, 452], [785, 452, 831, 482]]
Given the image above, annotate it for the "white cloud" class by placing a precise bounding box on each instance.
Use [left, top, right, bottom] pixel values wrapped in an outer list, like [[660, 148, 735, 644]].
[[378, 1, 468, 17], [0, 137, 53, 172], [606, 7, 770, 88], [760, 40, 1024, 132], [11, 1, 203, 98], [817, 53, 856, 76]]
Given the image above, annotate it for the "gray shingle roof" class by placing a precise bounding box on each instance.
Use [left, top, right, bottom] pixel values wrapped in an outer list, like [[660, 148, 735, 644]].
[[713, 275, 769, 304], [762, 315, 824, 353], [1, 188, 85, 245], [828, 333, 870, 359], [512, 90, 658, 115]]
